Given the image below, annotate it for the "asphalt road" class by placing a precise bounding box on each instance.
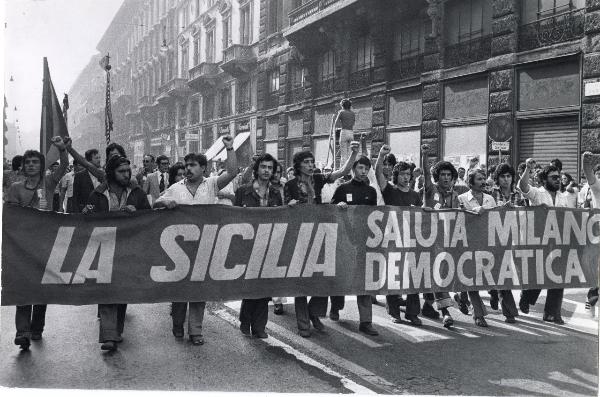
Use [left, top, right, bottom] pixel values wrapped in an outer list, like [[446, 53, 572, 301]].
[[1, 289, 597, 395]]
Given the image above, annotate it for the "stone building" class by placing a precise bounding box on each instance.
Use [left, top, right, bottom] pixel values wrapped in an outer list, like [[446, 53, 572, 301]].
[[71, 0, 600, 178]]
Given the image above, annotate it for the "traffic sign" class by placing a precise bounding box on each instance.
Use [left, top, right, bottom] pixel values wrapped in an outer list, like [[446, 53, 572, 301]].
[[491, 141, 510, 151]]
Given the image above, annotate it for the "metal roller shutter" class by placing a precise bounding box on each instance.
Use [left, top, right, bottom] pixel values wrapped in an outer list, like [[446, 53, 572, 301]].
[[518, 117, 579, 177]]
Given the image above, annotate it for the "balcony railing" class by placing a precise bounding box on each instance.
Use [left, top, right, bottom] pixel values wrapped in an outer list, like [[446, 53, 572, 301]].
[[158, 78, 191, 97], [289, 0, 342, 26], [315, 77, 335, 97], [221, 44, 257, 77], [444, 35, 492, 69], [237, 97, 251, 113], [518, 8, 584, 52], [390, 54, 424, 81], [288, 84, 305, 104], [348, 68, 373, 91], [188, 62, 220, 89], [265, 90, 279, 109]]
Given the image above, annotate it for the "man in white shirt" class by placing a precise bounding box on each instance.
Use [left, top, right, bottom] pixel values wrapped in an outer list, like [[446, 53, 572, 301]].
[[145, 155, 170, 205], [154, 135, 238, 346], [59, 160, 83, 212], [518, 158, 567, 324]]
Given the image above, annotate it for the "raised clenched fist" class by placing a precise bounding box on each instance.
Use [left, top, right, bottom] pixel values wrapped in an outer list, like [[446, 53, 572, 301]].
[[222, 135, 234, 149], [379, 144, 391, 156]]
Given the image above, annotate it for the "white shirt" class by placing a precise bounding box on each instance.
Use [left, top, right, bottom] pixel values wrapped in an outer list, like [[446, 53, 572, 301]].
[[216, 180, 236, 206], [523, 186, 569, 207], [158, 172, 169, 189], [560, 188, 578, 208], [155, 176, 219, 205], [60, 171, 75, 198], [458, 190, 496, 211]]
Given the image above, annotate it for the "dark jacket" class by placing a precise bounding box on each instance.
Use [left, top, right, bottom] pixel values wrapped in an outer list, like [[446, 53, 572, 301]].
[[86, 182, 151, 213], [234, 182, 282, 208], [73, 170, 97, 213], [283, 173, 332, 205]]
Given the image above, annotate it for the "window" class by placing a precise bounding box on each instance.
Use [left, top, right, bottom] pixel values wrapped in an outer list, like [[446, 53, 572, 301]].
[[203, 94, 215, 121], [219, 86, 232, 117], [269, 70, 280, 93], [318, 50, 335, 81], [238, 80, 251, 113], [240, 3, 252, 45], [393, 19, 427, 60], [190, 99, 199, 124], [202, 126, 214, 150], [267, 0, 283, 35], [223, 15, 232, 49], [181, 44, 189, 78], [351, 35, 373, 72], [444, 0, 492, 44], [290, 64, 304, 88], [193, 35, 200, 66], [178, 103, 187, 127], [521, 0, 584, 23], [206, 29, 215, 63]]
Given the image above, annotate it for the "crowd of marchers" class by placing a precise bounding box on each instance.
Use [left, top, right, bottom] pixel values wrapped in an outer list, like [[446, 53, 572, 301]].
[[3, 120, 600, 353]]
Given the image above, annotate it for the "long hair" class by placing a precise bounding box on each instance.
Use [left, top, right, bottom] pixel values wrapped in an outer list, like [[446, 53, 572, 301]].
[[431, 161, 458, 182], [494, 163, 516, 191], [22, 150, 45, 178], [253, 153, 277, 179], [105, 155, 131, 184], [168, 162, 185, 186]]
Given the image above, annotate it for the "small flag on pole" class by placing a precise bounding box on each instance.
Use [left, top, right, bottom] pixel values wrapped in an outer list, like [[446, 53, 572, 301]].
[[40, 57, 68, 167]]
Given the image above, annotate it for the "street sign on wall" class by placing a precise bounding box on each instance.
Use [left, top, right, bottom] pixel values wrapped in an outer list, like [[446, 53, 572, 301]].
[[491, 141, 510, 151]]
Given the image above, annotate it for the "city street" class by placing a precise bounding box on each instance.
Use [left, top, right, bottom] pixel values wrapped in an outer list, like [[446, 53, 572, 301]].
[[1, 289, 597, 395]]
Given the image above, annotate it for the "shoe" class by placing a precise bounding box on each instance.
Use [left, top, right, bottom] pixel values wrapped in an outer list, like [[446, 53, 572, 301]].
[[585, 301, 596, 318], [421, 303, 440, 319], [398, 297, 407, 307], [519, 300, 529, 314], [14, 335, 30, 350], [442, 314, 454, 328], [240, 322, 251, 336], [310, 316, 325, 331], [273, 303, 284, 315], [329, 309, 339, 321], [189, 335, 205, 345], [542, 313, 564, 324], [172, 327, 184, 338], [30, 333, 42, 341], [299, 329, 311, 338], [505, 316, 516, 324], [100, 341, 117, 351], [490, 297, 499, 311], [474, 317, 488, 327], [253, 331, 268, 339], [405, 315, 422, 326], [454, 293, 470, 315], [359, 323, 379, 336]]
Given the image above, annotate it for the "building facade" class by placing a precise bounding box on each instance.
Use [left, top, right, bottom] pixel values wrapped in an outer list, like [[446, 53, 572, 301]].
[[70, 0, 600, 178]]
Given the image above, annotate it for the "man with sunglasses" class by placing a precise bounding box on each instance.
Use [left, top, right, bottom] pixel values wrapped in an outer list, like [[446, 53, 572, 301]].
[[518, 158, 568, 324]]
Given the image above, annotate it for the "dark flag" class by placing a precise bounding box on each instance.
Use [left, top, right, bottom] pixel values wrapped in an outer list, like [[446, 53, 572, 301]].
[[40, 57, 68, 167]]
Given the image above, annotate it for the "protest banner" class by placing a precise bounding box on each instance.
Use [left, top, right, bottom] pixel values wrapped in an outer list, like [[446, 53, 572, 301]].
[[2, 204, 598, 306]]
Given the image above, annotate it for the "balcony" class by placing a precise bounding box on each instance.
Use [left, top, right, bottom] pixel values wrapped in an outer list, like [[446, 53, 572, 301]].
[[444, 35, 492, 69], [237, 97, 251, 114], [287, 84, 305, 104], [518, 8, 584, 52], [390, 54, 424, 81], [221, 44, 257, 77], [187, 62, 220, 90], [287, 0, 358, 34], [138, 95, 152, 110], [158, 78, 191, 102], [348, 68, 373, 91], [315, 77, 336, 97]]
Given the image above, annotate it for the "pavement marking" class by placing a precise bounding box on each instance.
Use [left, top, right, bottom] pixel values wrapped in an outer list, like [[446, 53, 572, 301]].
[[219, 303, 405, 394], [485, 318, 542, 336], [519, 312, 598, 336], [321, 319, 392, 349], [513, 318, 567, 336], [371, 316, 454, 343], [213, 308, 378, 395], [548, 371, 599, 392]]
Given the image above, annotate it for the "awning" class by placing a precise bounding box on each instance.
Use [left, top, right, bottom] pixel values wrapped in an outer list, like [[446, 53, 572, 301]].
[[204, 137, 225, 161], [212, 132, 251, 161]]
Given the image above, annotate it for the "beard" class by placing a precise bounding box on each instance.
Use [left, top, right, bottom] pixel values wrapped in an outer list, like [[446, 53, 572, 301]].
[[544, 181, 560, 192]]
